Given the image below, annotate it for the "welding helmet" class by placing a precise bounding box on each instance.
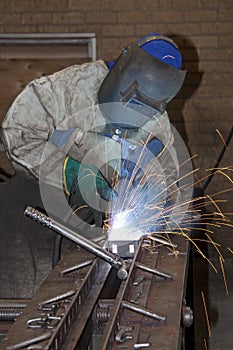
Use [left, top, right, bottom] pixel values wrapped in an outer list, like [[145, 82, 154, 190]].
[[98, 33, 186, 129]]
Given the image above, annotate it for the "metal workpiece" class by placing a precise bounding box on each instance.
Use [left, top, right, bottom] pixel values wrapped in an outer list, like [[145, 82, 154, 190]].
[[0, 235, 192, 350], [3, 211, 191, 350], [24, 206, 126, 278], [122, 300, 166, 322], [24, 207, 171, 282]]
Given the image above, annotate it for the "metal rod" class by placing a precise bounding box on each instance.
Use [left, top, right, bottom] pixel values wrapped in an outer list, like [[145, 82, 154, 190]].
[[24, 207, 125, 274], [122, 300, 166, 322], [147, 236, 177, 248], [60, 259, 93, 276], [38, 290, 76, 309], [134, 343, 151, 349], [135, 262, 173, 280], [6, 332, 52, 350]]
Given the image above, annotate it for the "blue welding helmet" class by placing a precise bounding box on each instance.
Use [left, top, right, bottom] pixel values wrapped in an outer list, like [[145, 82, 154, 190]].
[[98, 33, 186, 129]]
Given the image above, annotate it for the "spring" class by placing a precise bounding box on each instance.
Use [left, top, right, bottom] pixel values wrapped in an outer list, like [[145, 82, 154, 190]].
[[0, 303, 27, 321], [96, 307, 110, 323]]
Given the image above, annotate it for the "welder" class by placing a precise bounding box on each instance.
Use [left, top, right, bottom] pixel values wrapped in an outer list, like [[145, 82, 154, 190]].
[[1, 33, 186, 231]]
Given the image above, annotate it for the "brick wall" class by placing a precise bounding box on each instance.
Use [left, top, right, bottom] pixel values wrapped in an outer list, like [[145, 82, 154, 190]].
[[0, 0, 232, 240]]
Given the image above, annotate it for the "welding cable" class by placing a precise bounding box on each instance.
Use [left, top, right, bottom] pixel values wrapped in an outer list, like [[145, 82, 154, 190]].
[[203, 126, 233, 191]]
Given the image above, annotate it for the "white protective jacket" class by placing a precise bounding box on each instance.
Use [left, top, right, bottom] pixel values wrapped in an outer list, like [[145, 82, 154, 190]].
[[1, 61, 179, 193]]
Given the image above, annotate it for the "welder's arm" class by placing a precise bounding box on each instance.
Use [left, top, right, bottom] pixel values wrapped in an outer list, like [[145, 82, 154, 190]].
[[148, 111, 180, 202]]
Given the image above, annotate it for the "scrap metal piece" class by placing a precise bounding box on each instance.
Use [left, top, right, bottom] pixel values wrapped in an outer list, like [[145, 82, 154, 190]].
[[115, 326, 134, 343], [133, 343, 151, 349]]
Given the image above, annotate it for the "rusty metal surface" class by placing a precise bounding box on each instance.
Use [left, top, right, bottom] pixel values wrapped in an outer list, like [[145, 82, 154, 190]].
[[0, 246, 97, 350], [0, 235, 189, 350], [100, 235, 189, 350]]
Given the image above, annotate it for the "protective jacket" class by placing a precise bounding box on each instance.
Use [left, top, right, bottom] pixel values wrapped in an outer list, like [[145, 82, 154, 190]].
[[1, 61, 179, 194]]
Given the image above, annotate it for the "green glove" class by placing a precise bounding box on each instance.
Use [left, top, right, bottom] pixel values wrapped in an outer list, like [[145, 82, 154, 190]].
[[63, 156, 115, 200]]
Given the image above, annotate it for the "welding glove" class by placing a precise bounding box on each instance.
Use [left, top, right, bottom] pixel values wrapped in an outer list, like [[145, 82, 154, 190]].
[[64, 157, 116, 226]]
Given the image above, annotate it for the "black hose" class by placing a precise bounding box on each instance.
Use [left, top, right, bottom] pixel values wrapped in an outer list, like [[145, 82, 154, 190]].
[[52, 234, 63, 268], [203, 126, 233, 191]]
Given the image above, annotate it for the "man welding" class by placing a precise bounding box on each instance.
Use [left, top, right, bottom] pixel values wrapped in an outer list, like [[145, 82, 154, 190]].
[[2, 33, 186, 232]]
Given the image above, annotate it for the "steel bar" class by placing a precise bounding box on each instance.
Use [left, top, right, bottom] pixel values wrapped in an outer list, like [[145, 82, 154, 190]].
[[135, 262, 173, 280], [24, 207, 127, 278], [146, 236, 177, 248], [6, 332, 52, 350], [38, 290, 76, 310], [60, 259, 93, 276], [122, 300, 166, 322]]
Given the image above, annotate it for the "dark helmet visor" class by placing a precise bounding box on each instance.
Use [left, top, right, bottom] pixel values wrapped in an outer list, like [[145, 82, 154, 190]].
[[98, 43, 186, 128]]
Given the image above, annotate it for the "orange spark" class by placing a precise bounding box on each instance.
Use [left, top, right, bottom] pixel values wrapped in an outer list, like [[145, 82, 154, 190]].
[[219, 256, 228, 295], [201, 291, 211, 338]]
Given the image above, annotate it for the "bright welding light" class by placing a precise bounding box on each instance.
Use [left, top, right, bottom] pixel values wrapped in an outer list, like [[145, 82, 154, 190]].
[[111, 210, 134, 230], [108, 209, 146, 244]]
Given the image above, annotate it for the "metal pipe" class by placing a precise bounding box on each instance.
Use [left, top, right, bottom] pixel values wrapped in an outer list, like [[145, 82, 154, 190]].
[[24, 207, 127, 277]]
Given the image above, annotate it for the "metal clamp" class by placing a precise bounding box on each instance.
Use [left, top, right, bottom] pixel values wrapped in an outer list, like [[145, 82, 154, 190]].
[[27, 314, 62, 329], [115, 325, 134, 343]]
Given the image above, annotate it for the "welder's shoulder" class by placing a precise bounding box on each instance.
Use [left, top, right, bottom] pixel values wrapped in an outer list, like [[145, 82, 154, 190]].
[[32, 60, 108, 89]]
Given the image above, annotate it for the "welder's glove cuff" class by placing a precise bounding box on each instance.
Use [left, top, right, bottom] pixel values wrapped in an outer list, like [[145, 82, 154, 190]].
[[49, 128, 75, 147]]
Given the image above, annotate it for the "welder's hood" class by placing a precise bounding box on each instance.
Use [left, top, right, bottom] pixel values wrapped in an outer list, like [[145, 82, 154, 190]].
[[98, 43, 186, 128]]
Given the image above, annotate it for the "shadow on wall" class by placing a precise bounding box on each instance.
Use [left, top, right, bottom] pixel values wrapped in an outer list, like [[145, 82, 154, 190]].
[[168, 34, 203, 150]]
